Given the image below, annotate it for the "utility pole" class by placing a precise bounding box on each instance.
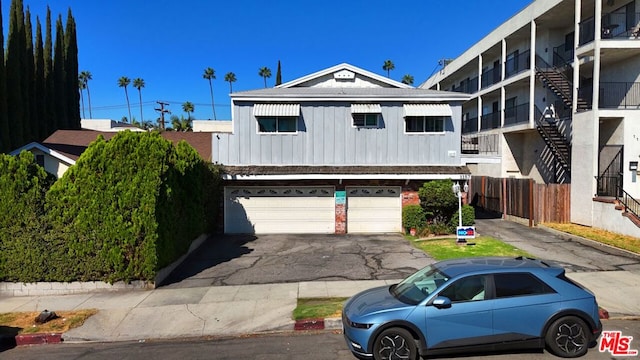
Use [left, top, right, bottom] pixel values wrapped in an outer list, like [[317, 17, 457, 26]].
[[155, 101, 170, 130]]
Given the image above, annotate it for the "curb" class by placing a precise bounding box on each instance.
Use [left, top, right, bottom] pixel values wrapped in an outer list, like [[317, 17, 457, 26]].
[[15, 333, 63, 346], [294, 317, 342, 332]]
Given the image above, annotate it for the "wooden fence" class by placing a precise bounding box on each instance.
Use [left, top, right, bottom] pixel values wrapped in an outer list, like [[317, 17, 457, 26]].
[[469, 176, 571, 225]]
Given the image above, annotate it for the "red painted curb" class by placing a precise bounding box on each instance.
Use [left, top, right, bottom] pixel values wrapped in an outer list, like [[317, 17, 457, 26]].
[[15, 333, 63, 346], [294, 318, 325, 331]]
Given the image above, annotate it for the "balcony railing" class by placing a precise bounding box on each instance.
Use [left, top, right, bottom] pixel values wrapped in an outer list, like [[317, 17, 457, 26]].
[[579, 82, 640, 109], [505, 50, 531, 78], [481, 111, 501, 130], [504, 103, 530, 126], [452, 76, 479, 94], [481, 67, 501, 89], [553, 45, 574, 67], [462, 116, 478, 134], [579, 12, 640, 45]]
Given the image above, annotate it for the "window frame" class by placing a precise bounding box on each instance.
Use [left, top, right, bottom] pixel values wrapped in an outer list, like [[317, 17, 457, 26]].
[[352, 113, 379, 128], [256, 116, 298, 134], [492, 272, 556, 299], [404, 116, 445, 134]]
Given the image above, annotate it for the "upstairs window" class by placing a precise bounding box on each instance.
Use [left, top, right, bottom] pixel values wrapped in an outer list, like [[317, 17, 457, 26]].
[[351, 103, 381, 128], [353, 113, 378, 127], [405, 116, 445, 133], [257, 116, 297, 133]]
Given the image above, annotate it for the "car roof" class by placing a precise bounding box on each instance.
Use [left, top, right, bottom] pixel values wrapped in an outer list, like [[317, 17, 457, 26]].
[[435, 256, 563, 278]]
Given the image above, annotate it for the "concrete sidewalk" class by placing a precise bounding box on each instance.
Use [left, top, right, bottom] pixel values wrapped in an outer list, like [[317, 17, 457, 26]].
[[1, 271, 639, 343]]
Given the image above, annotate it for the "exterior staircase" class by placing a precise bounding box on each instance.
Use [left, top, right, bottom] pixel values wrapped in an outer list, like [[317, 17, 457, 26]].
[[534, 113, 571, 175], [535, 68, 590, 111]]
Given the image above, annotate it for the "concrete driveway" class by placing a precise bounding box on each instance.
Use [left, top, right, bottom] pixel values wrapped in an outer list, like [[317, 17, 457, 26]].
[[160, 234, 432, 288]]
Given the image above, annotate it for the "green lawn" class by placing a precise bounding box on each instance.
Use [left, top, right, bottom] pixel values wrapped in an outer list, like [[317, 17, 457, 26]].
[[412, 236, 532, 260], [292, 297, 348, 320]]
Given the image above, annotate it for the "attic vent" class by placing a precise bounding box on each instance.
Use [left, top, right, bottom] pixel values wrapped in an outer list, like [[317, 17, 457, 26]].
[[334, 70, 355, 80]]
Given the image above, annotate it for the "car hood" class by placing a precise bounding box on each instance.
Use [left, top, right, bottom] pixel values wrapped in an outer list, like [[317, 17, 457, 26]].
[[345, 285, 414, 320]]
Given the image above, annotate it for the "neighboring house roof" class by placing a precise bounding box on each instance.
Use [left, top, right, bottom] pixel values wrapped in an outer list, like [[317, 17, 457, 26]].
[[276, 63, 413, 89], [39, 130, 212, 162], [9, 141, 77, 165], [222, 165, 470, 180]]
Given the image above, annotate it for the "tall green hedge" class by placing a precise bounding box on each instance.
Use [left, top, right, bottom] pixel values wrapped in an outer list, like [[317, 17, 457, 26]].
[[0, 131, 221, 283]]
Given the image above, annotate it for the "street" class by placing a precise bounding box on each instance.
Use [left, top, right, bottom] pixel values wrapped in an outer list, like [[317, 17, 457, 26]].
[[3, 319, 639, 360]]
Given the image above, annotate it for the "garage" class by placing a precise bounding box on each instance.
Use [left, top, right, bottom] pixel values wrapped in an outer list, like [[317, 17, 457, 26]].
[[224, 186, 335, 234], [346, 186, 402, 233]]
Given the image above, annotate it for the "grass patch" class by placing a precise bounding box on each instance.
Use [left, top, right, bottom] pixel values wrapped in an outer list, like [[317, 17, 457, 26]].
[[0, 309, 97, 335], [413, 236, 532, 260], [292, 297, 347, 321], [543, 223, 640, 254]]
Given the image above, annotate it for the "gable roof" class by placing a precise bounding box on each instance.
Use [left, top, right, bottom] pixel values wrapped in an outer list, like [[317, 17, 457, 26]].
[[35, 130, 212, 162], [276, 63, 413, 89], [9, 141, 77, 165]]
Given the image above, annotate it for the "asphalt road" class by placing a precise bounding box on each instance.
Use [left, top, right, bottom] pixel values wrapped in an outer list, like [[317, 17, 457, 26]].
[[160, 233, 432, 288], [3, 319, 639, 359]]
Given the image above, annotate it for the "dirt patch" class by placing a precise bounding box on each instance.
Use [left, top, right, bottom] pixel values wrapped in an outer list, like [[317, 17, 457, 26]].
[[0, 309, 97, 335]]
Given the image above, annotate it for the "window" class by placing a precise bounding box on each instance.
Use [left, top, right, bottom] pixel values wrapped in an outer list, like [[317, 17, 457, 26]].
[[439, 275, 486, 302], [257, 116, 297, 133], [494, 273, 556, 298], [405, 116, 445, 133], [353, 113, 378, 127]]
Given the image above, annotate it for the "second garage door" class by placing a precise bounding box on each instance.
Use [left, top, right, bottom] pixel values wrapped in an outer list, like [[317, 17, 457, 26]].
[[224, 186, 335, 234], [346, 186, 402, 233]]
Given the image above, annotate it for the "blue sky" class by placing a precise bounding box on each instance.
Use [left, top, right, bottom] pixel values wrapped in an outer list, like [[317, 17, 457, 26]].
[[3, 0, 531, 122]]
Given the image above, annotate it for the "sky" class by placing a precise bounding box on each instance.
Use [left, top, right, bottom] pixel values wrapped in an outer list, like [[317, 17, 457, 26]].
[[2, 0, 532, 122]]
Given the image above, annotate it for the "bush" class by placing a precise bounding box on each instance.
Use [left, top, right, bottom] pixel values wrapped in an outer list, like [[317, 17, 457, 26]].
[[418, 179, 458, 222], [449, 204, 476, 230], [402, 205, 426, 231]]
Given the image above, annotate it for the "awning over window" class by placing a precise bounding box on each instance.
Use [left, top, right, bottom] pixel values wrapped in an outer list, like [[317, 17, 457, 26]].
[[253, 103, 300, 117], [403, 104, 453, 117], [351, 103, 382, 113]]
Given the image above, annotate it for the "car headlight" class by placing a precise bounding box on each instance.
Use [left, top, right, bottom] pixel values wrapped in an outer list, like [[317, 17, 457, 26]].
[[349, 320, 373, 329]]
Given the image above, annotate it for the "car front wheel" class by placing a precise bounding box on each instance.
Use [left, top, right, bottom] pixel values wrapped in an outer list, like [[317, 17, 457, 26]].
[[373, 327, 418, 360], [545, 316, 589, 358]]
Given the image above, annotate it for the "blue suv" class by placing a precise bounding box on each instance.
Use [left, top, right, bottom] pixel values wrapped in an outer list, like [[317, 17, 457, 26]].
[[342, 257, 602, 359]]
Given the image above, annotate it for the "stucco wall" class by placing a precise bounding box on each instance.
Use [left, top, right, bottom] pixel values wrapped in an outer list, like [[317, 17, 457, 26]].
[[570, 111, 598, 226]]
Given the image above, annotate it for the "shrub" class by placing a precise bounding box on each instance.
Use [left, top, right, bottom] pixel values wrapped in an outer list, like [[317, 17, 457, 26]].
[[418, 179, 458, 222], [449, 204, 476, 230], [402, 205, 426, 231]]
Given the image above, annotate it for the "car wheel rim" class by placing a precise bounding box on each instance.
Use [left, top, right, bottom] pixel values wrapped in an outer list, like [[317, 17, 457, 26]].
[[554, 322, 587, 355], [378, 334, 411, 360]]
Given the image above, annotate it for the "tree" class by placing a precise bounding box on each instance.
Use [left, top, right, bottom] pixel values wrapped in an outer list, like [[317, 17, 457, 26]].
[[118, 76, 132, 123], [64, 8, 80, 130], [202, 67, 216, 120], [382, 59, 395, 78], [275, 60, 282, 86], [182, 101, 194, 120], [418, 179, 458, 224], [224, 72, 236, 93], [0, 3, 7, 153], [133, 78, 145, 122], [78, 70, 92, 118], [401, 74, 414, 85], [258, 66, 271, 88], [170, 114, 192, 132], [53, 15, 67, 129], [78, 78, 86, 118]]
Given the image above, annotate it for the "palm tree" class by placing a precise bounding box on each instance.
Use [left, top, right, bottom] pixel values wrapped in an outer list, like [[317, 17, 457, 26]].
[[382, 60, 395, 78], [78, 78, 86, 118], [203, 67, 217, 120], [258, 67, 272, 88], [182, 101, 195, 120], [133, 78, 145, 122], [401, 74, 414, 85], [224, 72, 237, 93], [118, 76, 132, 123], [79, 70, 93, 118], [170, 114, 192, 132]]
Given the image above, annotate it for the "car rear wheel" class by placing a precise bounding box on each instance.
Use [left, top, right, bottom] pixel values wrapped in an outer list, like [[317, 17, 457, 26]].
[[373, 327, 418, 360], [545, 316, 589, 358]]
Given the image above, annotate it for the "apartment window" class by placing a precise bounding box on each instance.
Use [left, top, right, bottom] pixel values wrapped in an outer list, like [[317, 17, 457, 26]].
[[505, 50, 519, 75], [257, 116, 297, 133], [353, 113, 378, 127], [405, 116, 445, 133]]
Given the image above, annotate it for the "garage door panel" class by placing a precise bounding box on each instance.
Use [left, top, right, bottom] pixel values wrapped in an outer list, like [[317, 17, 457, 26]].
[[347, 186, 401, 233]]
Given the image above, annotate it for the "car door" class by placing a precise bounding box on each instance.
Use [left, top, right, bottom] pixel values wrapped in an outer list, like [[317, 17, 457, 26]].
[[491, 272, 562, 341], [424, 275, 493, 349]]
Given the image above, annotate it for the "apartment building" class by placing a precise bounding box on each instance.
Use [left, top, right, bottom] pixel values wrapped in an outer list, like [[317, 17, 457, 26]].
[[423, 0, 640, 236]]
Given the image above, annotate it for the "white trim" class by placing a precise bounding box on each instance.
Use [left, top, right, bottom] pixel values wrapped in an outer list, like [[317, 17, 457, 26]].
[[276, 63, 413, 89], [351, 103, 382, 113], [403, 104, 453, 117], [10, 142, 76, 165], [222, 173, 471, 181], [234, 95, 468, 102], [253, 103, 300, 117]]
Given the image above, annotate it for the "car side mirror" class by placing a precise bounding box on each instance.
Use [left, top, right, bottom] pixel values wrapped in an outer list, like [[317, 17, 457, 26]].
[[432, 296, 452, 309]]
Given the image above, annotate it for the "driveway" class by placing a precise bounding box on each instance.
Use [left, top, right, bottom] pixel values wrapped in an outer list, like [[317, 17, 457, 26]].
[[160, 234, 432, 288]]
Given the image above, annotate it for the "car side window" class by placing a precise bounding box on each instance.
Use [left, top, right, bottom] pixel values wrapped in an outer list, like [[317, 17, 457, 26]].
[[494, 273, 556, 298], [439, 275, 486, 302]]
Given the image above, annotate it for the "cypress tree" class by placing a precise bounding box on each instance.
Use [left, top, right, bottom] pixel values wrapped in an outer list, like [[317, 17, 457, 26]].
[[0, 5, 9, 153], [44, 7, 54, 135], [64, 9, 79, 129], [53, 15, 66, 128], [34, 18, 46, 140], [276, 60, 282, 86], [24, 6, 35, 142], [6, 0, 26, 149]]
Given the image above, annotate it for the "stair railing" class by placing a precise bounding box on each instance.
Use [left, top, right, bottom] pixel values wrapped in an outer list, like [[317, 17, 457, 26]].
[[535, 56, 573, 102], [595, 146, 623, 197], [618, 186, 640, 220], [534, 106, 571, 168]]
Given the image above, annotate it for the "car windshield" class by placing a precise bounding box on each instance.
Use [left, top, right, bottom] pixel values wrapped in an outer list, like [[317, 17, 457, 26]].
[[390, 265, 450, 305]]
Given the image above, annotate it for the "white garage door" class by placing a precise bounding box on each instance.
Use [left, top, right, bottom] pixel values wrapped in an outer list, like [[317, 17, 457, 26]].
[[224, 186, 335, 234], [346, 186, 402, 233]]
